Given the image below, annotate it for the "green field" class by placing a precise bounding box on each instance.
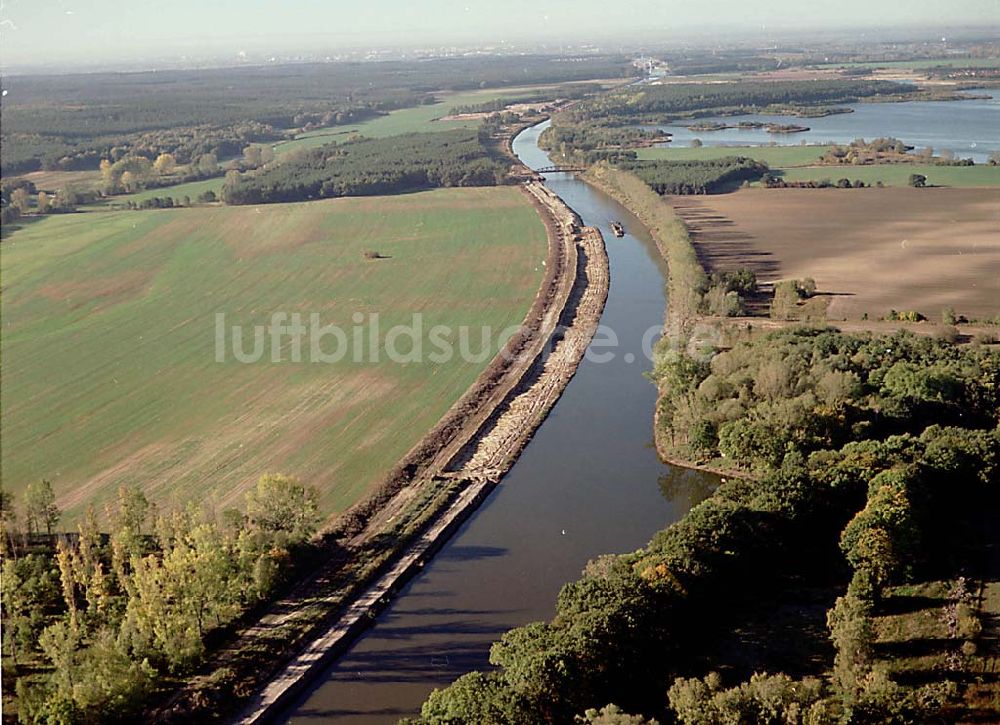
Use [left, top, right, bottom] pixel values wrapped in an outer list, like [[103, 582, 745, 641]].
[[275, 86, 555, 155], [93, 176, 226, 207], [636, 144, 833, 167], [1, 188, 546, 521], [773, 163, 1000, 187]]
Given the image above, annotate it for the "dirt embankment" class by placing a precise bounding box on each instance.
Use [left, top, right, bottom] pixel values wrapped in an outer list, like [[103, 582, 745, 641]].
[[149, 180, 609, 724], [229, 183, 607, 724]]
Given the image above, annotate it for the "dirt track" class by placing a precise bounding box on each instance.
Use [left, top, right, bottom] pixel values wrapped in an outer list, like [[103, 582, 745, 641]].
[[152, 181, 609, 724]]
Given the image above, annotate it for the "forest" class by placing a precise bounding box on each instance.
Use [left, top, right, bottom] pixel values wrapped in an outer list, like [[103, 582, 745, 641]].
[[559, 79, 917, 124], [221, 130, 511, 204], [1, 475, 322, 723], [537, 123, 670, 164], [0, 55, 635, 174], [412, 328, 1000, 723], [621, 157, 768, 195]]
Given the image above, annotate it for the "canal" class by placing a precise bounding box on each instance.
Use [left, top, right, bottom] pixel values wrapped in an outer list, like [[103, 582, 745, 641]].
[[281, 120, 721, 723]]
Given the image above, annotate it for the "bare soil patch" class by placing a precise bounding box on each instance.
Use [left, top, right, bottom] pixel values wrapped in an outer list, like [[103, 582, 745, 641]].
[[670, 187, 1000, 322]]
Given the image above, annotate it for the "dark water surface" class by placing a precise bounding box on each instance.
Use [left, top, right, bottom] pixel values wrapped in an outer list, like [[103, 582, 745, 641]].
[[651, 92, 1000, 163], [281, 121, 720, 723]]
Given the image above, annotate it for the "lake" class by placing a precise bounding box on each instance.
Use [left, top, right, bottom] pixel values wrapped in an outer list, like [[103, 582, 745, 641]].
[[648, 92, 1000, 163]]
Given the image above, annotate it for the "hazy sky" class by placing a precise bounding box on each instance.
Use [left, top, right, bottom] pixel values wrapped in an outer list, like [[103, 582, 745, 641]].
[[1, 0, 997, 67]]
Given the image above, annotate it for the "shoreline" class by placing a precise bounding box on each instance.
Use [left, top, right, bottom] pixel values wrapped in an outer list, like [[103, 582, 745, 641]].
[[576, 165, 757, 481], [204, 179, 609, 724]]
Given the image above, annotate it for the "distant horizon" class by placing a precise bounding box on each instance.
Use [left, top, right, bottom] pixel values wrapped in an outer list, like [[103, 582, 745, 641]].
[[2, 25, 998, 76], [1, 0, 997, 73]]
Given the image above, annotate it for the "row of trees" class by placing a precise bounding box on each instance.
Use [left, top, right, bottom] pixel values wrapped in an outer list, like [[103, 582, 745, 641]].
[[0, 179, 90, 223], [762, 174, 873, 189], [2, 475, 320, 723], [98, 152, 220, 194]]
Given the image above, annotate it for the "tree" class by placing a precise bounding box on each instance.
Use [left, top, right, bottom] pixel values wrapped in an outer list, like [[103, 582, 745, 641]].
[[243, 145, 262, 167], [578, 703, 655, 724], [245, 474, 319, 544], [770, 279, 801, 320], [197, 153, 219, 175], [690, 138, 703, 148], [828, 594, 876, 699], [10, 187, 30, 213], [223, 169, 241, 190], [153, 153, 177, 175], [120, 170, 138, 193], [420, 671, 534, 723], [2, 558, 30, 664], [54, 187, 78, 212], [24, 480, 60, 535], [125, 517, 245, 669], [111, 484, 150, 538], [0, 489, 15, 524], [109, 155, 153, 193], [668, 672, 827, 724], [0, 490, 18, 557], [36, 190, 51, 214]]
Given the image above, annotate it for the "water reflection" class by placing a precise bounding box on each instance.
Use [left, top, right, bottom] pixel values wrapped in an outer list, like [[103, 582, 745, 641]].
[[658, 466, 719, 512]]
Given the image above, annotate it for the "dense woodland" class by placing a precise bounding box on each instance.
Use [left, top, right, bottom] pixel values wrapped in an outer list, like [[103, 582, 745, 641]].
[[537, 123, 670, 164], [559, 79, 917, 124], [1, 476, 321, 723], [413, 329, 1000, 723], [222, 130, 511, 204], [621, 157, 768, 195], [655, 328, 1000, 468], [0, 55, 635, 174]]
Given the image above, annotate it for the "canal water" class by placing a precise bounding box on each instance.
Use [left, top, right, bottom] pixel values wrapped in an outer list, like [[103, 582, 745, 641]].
[[280, 120, 720, 722], [649, 91, 1000, 163]]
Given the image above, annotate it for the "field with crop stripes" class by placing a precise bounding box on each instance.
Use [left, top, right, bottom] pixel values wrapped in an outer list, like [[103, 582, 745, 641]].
[[1, 187, 546, 521]]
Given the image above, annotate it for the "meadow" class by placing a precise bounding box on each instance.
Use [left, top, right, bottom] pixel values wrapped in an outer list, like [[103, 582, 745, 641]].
[[773, 163, 1000, 187], [0, 187, 546, 521], [636, 144, 834, 167]]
